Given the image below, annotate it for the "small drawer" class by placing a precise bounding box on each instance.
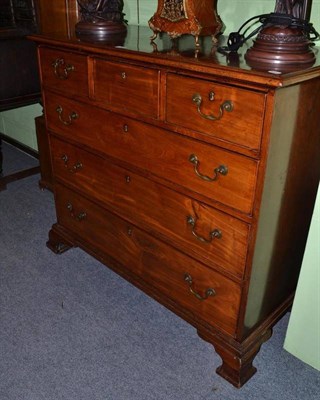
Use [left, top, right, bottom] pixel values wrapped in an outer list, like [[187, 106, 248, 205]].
[[166, 74, 266, 152], [45, 92, 258, 215], [39, 47, 88, 97], [51, 137, 250, 279], [55, 183, 242, 336], [93, 59, 160, 119]]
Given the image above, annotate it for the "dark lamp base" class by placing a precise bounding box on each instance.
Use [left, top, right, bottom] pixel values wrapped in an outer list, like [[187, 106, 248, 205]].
[[75, 20, 127, 40], [245, 25, 315, 72]]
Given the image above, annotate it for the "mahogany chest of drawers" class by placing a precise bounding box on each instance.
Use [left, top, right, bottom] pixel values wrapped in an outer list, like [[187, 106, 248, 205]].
[[30, 28, 320, 387]]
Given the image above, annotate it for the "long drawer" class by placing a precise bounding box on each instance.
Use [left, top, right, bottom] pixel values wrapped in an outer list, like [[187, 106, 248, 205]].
[[55, 182, 242, 336], [51, 136, 250, 279], [45, 92, 258, 215]]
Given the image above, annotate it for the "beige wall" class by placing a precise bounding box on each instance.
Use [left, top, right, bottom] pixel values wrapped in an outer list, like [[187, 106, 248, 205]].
[[0, 104, 42, 150], [284, 185, 320, 371], [129, 0, 320, 32]]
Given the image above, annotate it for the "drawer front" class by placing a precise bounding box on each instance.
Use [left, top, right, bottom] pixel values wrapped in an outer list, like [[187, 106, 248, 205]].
[[55, 183, 241, 336], [166, 74, 266, 151], [93, 59, 160, 119], [51, 137, 250, 279], [45, 92, 258, 215], [39, 47, 88, 97]]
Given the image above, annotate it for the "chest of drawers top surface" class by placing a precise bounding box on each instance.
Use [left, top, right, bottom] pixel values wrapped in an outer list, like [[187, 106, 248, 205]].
[[30, 25, 320, 86]]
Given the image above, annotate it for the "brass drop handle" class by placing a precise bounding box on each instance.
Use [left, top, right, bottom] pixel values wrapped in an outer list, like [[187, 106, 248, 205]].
[[61, 155, 83, 173], [192, 93, 233, 121], [189, 154, 228, 182], [66, 202, 87, 221], [56, 106, 79, 125], [184, 273, 216, 301], [52, 58, 75, 80], [186, 215, 222, 244]]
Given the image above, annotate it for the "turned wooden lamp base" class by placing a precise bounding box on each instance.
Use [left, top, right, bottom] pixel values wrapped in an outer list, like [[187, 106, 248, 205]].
[[245, 25, 315, 71], [75, 20, 127, 40]]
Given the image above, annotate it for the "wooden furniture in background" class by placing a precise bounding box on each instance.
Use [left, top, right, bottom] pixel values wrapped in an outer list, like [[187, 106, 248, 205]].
[[29, 28, 320, 387], [35, 0, 79, 36], [0, 0, 40, 190], [0, 0, 79, 191]]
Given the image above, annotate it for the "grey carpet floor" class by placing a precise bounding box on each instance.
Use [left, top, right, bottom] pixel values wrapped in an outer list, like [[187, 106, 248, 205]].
[[0, 142, 319, 400]]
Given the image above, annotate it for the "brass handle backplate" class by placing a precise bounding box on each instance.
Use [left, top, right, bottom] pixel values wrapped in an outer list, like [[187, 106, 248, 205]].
[[189, 154, 228, 182], [61, 155, 83, 173], [192, 93, 233, 121], [52, 58, 75, 80], [184, 273, 216, 301], [67, 202, 87, 221], [186, 215, 222, 244], [56, 106, 78, 126]]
